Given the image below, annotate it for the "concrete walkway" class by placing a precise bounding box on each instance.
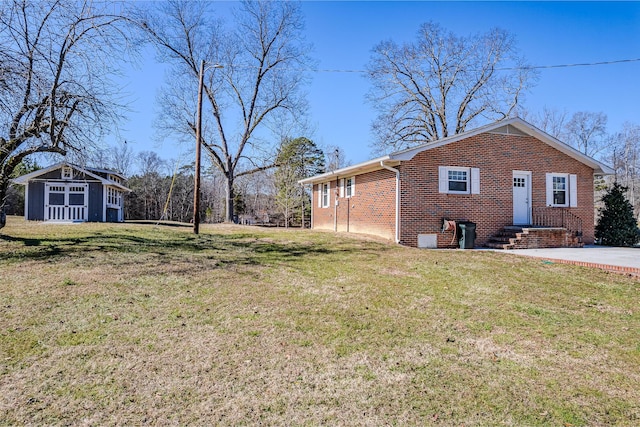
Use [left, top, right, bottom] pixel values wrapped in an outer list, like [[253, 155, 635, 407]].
[[499, 245, 640, 276]]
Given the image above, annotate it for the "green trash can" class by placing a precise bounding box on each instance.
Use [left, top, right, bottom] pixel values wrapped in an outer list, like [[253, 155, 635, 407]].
[[458, 222, 476, 249]]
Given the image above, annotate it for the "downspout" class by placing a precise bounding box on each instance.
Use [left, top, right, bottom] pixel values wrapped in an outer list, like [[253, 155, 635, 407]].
[[347, 199, 350, 233], [334, 177, 339, 231], [380, 160, 400, 244]]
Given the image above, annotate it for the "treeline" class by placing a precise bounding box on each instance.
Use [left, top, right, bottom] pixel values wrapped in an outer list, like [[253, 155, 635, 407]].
[[125, 168, 273, 225], [524, 109, 640, 218], [123, 138, 331, 226]]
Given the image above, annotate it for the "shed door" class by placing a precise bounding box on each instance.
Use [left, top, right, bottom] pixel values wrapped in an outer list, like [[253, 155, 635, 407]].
[[45, 183, 89, 221], [512, 172, 531, 225]]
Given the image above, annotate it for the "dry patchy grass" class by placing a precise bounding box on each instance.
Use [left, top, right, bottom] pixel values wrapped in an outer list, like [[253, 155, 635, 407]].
[[0, 216, 638, 425]]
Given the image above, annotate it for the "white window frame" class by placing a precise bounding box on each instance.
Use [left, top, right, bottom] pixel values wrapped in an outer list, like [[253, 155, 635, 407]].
[[320, 182, 330, 208], [107, 187, 123, 207], [61, 166, 73, 180], [439, 166, 480, 195], [546, 173, 577, 208], [345, 176, 355, 198]]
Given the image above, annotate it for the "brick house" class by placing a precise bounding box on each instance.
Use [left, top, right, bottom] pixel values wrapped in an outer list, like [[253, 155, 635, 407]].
[[299, 118, 614, 249]]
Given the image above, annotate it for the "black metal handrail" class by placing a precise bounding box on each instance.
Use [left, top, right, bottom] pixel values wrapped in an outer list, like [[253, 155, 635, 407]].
[[532, 207, 583, 236]]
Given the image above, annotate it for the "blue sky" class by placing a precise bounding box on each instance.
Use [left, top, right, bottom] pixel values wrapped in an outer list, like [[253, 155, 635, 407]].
[[114, 1, 640, 171]]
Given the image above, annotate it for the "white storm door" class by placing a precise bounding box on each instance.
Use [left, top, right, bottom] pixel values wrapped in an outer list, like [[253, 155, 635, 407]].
[[512, 171, 531, 225]]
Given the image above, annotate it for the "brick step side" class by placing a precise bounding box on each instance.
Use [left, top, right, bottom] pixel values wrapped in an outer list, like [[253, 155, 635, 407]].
[[486, 227, 583, 250], [484, 241, 513, 250]]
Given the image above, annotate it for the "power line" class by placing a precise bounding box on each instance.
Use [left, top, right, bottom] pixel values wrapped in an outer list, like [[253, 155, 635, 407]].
[[505, 57, 640, 71], [306, 57, 640, 74]]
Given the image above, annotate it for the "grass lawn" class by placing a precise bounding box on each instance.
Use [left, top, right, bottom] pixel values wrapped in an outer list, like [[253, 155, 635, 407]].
[[0, 216, 638, 425]]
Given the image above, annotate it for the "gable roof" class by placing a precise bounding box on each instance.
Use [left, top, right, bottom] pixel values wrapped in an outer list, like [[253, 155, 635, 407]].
[[299, 117, 614, 185], [12, 162, 131, 192], [84, 166, 127, 180]]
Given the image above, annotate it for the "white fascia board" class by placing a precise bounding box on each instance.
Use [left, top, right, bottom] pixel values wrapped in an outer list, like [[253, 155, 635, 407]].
[[299, 117, 614, 185], [388, 118, 523, 161], [12, 162, 68, 184], [298, 156, 395, 185], [86, 167, 127, 180], [13, 162, 133, 190], [68, 164, 124, 188], [388, 117, 614, 175], [509, 120, 615, 175], [107, 183, 132, 192]]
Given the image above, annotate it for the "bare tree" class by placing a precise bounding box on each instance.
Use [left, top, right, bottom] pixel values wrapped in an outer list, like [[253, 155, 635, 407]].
[[520, 107, 568, 139], [0, 0, 131, 221], [610, 122, 640, 217], [68, 139, 133, 177], [564, 111, 610, 158], [325, 145, 349, 172], [137, 150, 166, 177], [109, 140, 135, 177], [366, 22, 536, 154], [136, 0, 311, 222]]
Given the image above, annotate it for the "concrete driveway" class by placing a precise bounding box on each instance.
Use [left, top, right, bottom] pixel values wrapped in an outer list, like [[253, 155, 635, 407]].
[[499, 245, 640, 275]]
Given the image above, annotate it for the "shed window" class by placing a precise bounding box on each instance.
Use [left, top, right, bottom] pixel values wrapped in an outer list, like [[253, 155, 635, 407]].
[[107, 187, 122, 207]]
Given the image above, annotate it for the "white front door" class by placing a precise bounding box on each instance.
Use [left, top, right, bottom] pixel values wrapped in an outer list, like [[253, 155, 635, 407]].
[[512, 171, 531, 225], [45, 183, 89, 221]]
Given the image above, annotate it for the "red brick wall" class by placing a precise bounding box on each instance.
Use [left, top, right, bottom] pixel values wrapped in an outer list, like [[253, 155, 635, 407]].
[[311, 169, 396, 240], [310, 132, 597, 248], [399, 132, 595, 247]]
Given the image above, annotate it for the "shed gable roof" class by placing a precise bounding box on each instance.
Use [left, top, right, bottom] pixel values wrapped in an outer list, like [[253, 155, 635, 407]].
[[299, 117, 614, 185], [12, 162, 131, 192]]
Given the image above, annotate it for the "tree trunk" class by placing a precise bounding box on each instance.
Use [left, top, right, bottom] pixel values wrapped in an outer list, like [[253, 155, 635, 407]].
[[0, 178, 9, 229], [285, 205, 289, 228], [301, 195, 304, 229], [225, 172, 235, 223]]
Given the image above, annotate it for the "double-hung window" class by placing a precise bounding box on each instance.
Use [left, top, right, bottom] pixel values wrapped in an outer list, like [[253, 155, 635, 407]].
[[448, 169, 468, 193], [338, 177, 356, 198], [319, 183, 330, 208], [439, 166, 480, 194], [546, 173, 577, 207], [345, 177, 355, 198], [552, 176, 567, 206]]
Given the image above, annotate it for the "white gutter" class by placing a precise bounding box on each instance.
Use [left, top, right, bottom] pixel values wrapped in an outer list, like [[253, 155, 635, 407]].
[[298, 155, 391, 185], [380, 160, 400, 244], [334, 193, 338, 232]]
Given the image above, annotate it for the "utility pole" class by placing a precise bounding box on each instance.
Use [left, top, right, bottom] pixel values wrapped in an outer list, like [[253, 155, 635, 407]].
[[193, 60, 204, 234]]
